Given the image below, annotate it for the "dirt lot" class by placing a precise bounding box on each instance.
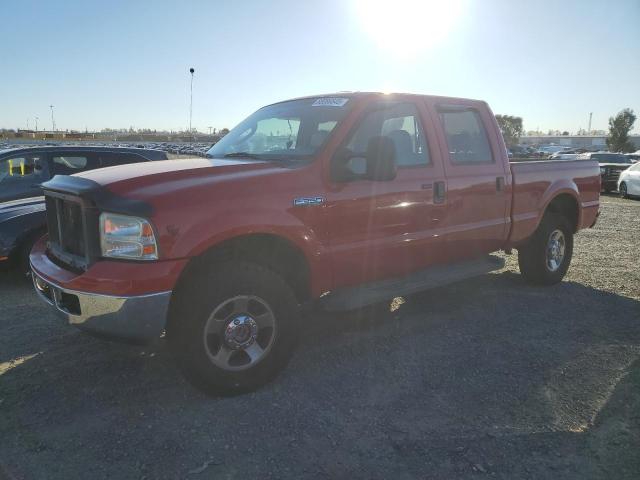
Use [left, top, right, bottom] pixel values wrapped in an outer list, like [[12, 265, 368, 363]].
[[1, 195, 639, 480]]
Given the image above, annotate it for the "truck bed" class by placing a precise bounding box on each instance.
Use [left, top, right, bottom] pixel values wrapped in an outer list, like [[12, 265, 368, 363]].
[[508, 159, 600, 246]]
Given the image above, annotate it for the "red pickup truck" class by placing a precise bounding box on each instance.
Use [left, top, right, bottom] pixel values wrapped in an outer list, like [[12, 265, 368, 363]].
[[30, 93, 600, 395]]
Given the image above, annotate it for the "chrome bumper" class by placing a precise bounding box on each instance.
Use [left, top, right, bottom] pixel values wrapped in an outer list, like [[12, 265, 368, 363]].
[[31, 269, 171, 341]]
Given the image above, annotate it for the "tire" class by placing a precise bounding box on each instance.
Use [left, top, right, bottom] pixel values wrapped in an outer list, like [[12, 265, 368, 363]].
[[517, 213, 573, 286], [619, 182, 628, 199], [167, 261, 299, 396]]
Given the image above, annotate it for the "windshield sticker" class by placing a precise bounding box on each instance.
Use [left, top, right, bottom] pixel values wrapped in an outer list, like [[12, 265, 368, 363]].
[[312, 97, 349, 107]]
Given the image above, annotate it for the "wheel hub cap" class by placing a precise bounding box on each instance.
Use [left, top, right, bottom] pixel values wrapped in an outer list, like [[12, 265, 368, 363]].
[[203, 295, 277, 371], [546, 229, 566, 272], [224, 315, 258, 349]]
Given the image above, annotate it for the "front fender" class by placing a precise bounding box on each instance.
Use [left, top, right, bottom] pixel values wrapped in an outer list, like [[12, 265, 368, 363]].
[[159, 205, 331, 297]]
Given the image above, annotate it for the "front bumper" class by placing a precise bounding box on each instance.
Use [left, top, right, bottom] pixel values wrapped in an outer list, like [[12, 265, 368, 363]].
[[31, 267, 171, 341]]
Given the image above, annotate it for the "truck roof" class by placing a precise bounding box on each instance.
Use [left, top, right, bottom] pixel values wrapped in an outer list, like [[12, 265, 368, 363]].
[[267, 91, 488, 107]]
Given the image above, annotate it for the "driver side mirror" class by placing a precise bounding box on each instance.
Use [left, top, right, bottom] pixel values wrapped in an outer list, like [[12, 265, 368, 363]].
[[365, 135, 397, 181], [331, 136, 397, 182]]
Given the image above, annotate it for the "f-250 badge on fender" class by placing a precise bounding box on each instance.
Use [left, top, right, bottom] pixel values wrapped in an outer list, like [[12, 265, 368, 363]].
[[293, 197, 325, 206]]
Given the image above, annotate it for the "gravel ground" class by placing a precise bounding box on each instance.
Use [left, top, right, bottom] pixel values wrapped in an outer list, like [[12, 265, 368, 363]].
[[1, 195, 639, 480]]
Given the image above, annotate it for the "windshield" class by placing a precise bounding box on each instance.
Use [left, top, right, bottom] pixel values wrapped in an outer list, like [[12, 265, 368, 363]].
[[0, 155, 44, 184], [207, 97, 351, 160]]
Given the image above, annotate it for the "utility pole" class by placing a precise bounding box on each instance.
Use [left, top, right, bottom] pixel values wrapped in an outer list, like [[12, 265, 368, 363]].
[[189, 67, 195, 138], [208, 126, 213, 135], [587, 112, 592, 135], [35, 116, 39, 132], [50, 105, 56, 131]]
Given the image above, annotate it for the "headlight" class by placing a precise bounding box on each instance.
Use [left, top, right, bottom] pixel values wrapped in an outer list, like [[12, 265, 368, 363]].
[[599, 167, 606, 174], [99, 213, 158, 260]]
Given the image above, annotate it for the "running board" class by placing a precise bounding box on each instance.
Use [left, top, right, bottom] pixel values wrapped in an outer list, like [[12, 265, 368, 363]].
[[320, 255, 505, 312]]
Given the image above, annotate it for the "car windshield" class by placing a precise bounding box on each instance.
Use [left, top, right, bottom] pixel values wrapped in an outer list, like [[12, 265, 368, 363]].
[[207, 97, 351, 160], [593, 153, 631, 163]]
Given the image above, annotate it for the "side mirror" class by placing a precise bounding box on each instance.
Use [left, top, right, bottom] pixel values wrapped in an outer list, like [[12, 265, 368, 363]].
[[331, 136, 397, 182], [365, 136, 397, 181]]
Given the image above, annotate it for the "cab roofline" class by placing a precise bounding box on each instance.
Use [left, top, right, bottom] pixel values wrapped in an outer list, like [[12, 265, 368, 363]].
[[262, 91, 486, 108]]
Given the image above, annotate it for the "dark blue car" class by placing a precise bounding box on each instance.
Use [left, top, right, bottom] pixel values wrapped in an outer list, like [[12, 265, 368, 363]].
[[0, 146, 168, 272]]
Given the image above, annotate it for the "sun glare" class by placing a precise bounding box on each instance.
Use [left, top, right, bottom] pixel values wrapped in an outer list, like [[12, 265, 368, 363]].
[[353, 0, 465, 58]]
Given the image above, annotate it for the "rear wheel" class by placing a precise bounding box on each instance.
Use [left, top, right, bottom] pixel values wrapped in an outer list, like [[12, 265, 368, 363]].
[[517, 213, 573, 286], [619, 182, 628, 199], [167, 261, 299, 396]]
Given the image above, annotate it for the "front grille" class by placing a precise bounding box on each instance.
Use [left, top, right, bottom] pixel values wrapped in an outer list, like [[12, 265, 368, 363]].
[[44, 193, 90, 269]]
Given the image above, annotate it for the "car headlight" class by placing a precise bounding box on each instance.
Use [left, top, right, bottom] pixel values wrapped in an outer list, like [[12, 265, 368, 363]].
[[599, 167, 606, 174], [99, 212, 158, 260]]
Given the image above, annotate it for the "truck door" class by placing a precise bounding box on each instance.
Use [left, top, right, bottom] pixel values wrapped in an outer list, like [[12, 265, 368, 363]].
[[429, 101, 510, 261], [325, 100, 447, 289]]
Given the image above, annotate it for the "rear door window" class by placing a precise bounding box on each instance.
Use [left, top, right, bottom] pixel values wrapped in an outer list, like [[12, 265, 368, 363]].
[[438, 108, 494, 164]]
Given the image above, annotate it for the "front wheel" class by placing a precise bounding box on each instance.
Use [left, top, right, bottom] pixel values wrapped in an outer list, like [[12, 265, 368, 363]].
[[619, 182, 628, 199], [167, 261, 299, 396], [517, 213, 574, 286]]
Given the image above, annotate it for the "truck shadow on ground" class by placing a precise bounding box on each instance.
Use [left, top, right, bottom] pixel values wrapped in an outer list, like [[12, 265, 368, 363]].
[[1, 269, 639, 478]]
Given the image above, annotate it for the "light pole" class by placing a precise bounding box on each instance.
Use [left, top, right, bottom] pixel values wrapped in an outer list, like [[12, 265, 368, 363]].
[[189, 67, 195, 138], [50, 105, 56, 131]]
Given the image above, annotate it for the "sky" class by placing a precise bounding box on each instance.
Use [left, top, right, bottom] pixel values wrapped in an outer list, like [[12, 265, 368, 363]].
[[1, 0, 639, 134]]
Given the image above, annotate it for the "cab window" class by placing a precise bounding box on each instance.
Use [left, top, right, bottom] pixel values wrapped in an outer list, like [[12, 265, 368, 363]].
[[438, 108, 494, 164], [345, 102, 429, 168]]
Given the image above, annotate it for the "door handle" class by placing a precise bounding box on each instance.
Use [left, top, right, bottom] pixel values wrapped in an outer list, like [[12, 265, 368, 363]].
[[496, 176, 505, 192], [434, 181, 446, 204]]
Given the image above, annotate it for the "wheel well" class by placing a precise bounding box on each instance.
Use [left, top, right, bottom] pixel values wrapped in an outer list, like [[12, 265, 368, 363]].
[[175, 234, 311, 303], [545, 194, 579, 232], [13, 227, 47, 261]]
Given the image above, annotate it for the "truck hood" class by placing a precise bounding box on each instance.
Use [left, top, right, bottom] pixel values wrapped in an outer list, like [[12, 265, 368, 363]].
[[42, 156, 298, 217], [0, 196, 45, 223], [73, 157, 270, 186]]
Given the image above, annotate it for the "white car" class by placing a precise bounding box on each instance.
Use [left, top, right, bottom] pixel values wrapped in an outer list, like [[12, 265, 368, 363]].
[[618, 162, 640, 198]]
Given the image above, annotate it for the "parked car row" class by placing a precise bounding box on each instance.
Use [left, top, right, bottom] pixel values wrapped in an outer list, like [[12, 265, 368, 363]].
[[0, 141, 216, 158]]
